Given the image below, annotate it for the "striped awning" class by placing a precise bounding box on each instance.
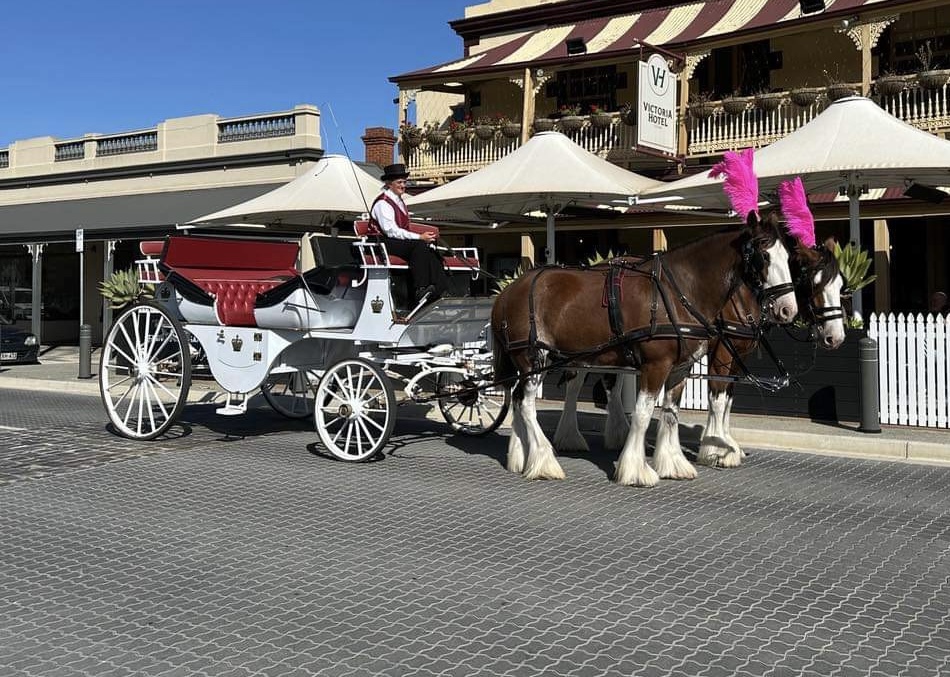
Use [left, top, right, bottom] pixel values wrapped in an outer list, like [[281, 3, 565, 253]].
[[394, 0, 888, 82]]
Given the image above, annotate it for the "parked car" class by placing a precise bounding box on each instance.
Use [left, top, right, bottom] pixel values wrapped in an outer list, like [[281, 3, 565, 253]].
[[0, 314, 39, 364]]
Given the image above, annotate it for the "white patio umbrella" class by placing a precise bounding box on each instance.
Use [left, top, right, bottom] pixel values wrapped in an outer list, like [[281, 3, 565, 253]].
[[405, 131, 662, 264], [640, 96, 950, 315], [190, 154, 382, 228]]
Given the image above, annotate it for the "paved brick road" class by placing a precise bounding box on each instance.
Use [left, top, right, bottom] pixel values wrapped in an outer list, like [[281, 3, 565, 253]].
[[1, 389, 948, 676]]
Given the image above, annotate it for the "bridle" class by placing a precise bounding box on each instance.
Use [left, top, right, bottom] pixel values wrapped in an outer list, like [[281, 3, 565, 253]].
[[794, 247, 846, 329], [741, 232, 794, 318]]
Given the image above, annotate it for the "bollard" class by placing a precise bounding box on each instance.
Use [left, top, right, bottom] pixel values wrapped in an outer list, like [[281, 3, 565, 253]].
[[858, 336, 881, 433], [78, 324, 93, 379]]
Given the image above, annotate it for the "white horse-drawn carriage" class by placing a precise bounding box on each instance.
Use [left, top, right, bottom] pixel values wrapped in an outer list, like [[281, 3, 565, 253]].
[[98, 224, 509, 461]]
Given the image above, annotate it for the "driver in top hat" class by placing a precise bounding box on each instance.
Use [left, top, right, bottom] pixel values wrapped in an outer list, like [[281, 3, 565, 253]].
[[369, 163, 447, 304]]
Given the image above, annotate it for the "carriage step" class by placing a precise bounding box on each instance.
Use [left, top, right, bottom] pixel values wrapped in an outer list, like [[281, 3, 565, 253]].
[[215, 392, 248, 416]]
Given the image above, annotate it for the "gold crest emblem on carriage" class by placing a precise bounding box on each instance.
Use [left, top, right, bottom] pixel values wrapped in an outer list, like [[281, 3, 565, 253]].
[[231, 335, 243, 351], [370, 295, 384, 313]]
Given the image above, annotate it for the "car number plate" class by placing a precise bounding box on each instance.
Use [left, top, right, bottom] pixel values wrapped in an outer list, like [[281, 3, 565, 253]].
[[0, 352, 17, 360]]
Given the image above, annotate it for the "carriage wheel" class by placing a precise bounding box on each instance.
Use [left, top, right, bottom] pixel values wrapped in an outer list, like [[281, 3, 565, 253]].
[[437, 371, 510, 436], [261, 368, 319, 419], [99, 300, 192, 440], [314, 358, 395, 462]]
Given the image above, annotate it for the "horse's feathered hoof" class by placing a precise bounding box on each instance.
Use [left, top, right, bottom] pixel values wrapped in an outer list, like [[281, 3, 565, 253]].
[[614, 463, 659, 487]]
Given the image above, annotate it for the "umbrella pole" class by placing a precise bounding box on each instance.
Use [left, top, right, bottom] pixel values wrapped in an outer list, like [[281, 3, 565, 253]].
[[848, 180, 863, 319], [546, 211, 556, 265]]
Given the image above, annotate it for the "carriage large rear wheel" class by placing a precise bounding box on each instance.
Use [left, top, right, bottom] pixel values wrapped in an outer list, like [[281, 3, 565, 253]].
[[437, 371, 510, 436], [99, 301, 192, 440], [314, 358, 395, 461]]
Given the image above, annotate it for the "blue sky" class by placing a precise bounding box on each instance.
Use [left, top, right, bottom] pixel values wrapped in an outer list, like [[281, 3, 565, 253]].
[[0, 0, 473, 160]]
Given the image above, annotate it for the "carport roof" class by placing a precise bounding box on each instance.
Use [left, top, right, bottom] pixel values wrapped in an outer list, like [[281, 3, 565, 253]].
[[0, 184, 282, 244]]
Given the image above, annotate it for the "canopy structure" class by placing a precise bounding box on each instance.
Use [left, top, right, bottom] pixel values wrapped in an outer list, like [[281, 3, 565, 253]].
[[406, 131, 661, 264], [190, 154, 382, 228], [641, 97, 950, 315]]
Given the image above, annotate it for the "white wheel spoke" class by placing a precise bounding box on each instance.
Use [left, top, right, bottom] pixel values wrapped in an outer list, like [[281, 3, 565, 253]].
[[360, 414, 386, 433], [143, 376, 175, 415]]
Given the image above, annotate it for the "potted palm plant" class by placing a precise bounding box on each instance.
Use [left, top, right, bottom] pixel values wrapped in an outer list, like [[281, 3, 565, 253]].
[[98, 267, 153, 311]]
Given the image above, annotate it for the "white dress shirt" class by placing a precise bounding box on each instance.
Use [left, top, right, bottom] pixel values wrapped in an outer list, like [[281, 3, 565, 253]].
[[371, 189, 419, 240]]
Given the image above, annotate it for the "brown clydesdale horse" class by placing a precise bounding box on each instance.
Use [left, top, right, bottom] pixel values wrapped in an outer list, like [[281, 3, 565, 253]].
[[491, 211, 798, 487], [552, 238, 846, 466], [692, 238, 846, 467]]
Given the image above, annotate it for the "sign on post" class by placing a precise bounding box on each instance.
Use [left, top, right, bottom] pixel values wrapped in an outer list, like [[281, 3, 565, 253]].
[[636, 54, 677, 156], [75, 228, 84, 253]]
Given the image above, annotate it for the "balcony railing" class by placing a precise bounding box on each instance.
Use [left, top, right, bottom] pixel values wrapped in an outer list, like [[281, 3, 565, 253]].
[[408, 78, 950, 181], [407, 114, 640, 179]]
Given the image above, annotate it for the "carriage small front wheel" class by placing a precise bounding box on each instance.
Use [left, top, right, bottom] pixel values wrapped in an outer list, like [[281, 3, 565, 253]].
[[437, 371, 510, 436], [314, 358, 395, 461], [261, 367, 320, 419], [99, 300, 192, 440]]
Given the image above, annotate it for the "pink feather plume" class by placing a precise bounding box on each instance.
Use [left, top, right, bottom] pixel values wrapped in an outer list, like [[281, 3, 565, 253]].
[[708, 148, 759, 218], [777, 177, 816, 247]]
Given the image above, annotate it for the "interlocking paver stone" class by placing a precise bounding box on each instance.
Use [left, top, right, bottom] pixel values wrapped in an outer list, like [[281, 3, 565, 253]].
[[2, 390, 950, 676]]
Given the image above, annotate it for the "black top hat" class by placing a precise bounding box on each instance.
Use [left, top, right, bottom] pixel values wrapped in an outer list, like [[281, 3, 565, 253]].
[[380, 163, 410, 183]]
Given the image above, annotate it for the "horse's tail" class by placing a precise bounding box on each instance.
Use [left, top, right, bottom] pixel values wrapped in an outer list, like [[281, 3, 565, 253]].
[[491, 286, 519, 390]]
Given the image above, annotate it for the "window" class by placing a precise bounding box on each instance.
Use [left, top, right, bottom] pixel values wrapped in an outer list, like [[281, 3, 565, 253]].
[[551, 65, 619, 113]]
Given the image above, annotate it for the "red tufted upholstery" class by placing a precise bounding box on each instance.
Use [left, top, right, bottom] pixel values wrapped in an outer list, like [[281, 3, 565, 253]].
[[159, 236, 299, 327], [352, 221, 479, 270]]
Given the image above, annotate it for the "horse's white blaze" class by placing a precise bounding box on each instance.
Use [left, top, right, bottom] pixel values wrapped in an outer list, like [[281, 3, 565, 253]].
[[817, 272, 846, 349], [553, 373, 590, 453], [615, 391, 660, 487], [764, 239, 798, 323], [653, 388, 697, 480]]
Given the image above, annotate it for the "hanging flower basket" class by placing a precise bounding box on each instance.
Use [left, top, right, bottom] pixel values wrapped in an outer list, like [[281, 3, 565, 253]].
[[874, 75, 906, 97], [500, 122, 522, 138], [789, 87, 821, 107], [474, 124, 495, 140], [401, 128, 424, 148], [754, 92, 784, 112], [426, 130, 448, 146], [451, 127, 471, 143], [825, 83, 857, 101], [558, 115, 585, 131], [722, 96, 751, 115], [589, 111, 612, 128], [917, 69, 950, 90], [533, 118, 555, 133], [688, 102, 716, 119]]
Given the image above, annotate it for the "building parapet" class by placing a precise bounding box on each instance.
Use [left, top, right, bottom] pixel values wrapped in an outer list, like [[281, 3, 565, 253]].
[[0, 105, 321, 178]]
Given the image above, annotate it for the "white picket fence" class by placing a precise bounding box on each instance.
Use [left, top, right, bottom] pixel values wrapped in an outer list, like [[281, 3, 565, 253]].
[[677, 313, 950, 428], [869, 313, 949, 428]]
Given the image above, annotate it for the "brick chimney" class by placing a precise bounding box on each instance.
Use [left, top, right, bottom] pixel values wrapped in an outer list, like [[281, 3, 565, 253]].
[[362, 127, 396, 168]]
